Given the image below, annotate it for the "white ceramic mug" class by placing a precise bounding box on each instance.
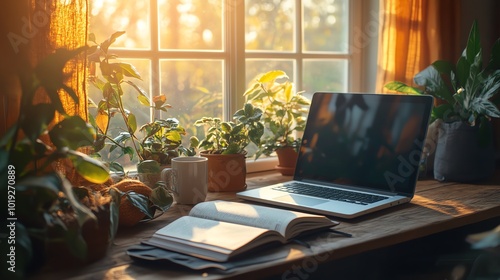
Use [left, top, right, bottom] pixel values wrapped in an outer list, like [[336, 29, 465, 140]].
[[161, 156, 208, 204]]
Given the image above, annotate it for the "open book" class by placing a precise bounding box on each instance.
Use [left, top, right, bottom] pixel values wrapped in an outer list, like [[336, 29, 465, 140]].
[[142, 200, 339, 262]]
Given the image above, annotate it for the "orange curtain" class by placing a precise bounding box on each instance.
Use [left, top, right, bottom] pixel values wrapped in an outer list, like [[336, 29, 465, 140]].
[[0, 0, 88, 135], [376, 0, 461, 92]]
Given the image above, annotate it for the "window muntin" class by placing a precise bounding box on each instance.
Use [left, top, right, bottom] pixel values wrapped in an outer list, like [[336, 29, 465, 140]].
[[89, 0, 358, 168]]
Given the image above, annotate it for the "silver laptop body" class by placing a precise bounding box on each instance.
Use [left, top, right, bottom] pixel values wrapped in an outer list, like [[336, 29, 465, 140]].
[[238, 92, 433, 218]]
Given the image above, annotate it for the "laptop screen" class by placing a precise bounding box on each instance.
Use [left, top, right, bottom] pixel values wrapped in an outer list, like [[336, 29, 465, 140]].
[[295, 92, 433, 196]]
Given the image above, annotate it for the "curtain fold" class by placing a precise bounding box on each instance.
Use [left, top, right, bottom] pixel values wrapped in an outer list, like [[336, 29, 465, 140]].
[[32, 0, 89, 123], [375, 0, 461, 92], [0, 0, 88, 135]]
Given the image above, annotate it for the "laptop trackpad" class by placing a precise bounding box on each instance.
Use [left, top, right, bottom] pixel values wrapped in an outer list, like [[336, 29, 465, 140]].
[[274, 195, 326, 206]]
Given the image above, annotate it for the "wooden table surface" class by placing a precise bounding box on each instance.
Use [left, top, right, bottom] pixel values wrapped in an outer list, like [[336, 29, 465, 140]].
[[34, 170, 500, 280]]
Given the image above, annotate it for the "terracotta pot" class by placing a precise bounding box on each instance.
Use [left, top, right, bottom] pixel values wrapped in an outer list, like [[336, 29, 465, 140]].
[[201, 152, 247, 192], [275, 147, 298, 176]]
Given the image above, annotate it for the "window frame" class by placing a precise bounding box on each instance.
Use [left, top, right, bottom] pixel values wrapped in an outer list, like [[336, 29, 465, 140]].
[[100, 0, 374, 172], [106, 0, 366, 120]]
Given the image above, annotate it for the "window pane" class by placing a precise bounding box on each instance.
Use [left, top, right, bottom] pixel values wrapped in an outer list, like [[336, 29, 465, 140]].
[[89, 0, 151, 49], [158, 0, 223, 50], [303, 0, 348, 53], [245, 59, 294, 85], [159, 60, 223, 140], [302, 59, 348, 96], [245, 0, 295, 51]]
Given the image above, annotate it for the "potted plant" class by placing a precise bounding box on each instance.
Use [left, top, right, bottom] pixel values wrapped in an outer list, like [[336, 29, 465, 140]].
[[139, 118, 186, 165], [87, 31, 180, 188], [0, 47, 118, 278], [244, 70, 311, 175], [385, 21, 500, 182], [135, 118, 186, 187], [194, 103, 264, 191]]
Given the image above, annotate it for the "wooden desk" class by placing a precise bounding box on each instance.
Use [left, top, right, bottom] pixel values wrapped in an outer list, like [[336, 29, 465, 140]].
[[35, 171, 500, 279]]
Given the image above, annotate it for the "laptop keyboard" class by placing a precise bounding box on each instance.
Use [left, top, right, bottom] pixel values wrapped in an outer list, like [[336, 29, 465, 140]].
[[272, 182, 388, 205]]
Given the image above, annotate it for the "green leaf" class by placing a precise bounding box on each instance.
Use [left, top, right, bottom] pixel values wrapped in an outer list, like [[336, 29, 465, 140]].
[[100, 31, 126, 53], [478, 70, 500, 100], [125, 191, 154, 219], [127, 113, 137, 134], [108, 188, 121, 241], [456, 56, 470, 88], [249, 122, 264, 145], [474, 99, 500, 118], [258, 70, 288, 83], [243, 83, 260, 98], [384, 81, 423, 95], [137, 160, 161, 173], [432, 104, 455, 121], [123, 146, 135, 160], [34, 46, 88, 106], [464, 21, 481, 65], [414, 65, 454, 104], [137, 93, 151, 106], [21, 104, 55, 144], [113, 132, 131, 144], [64, 228, 88, 261], [17, 173, 97, 227], [89, 33, 97, 43], [487, 38, 500, 71], [68, 150, 110, 184], [49, 116, 95, 150], [222, 143, 240, 154], [95, 111, 109, 135], [109, 162, 124, 173], [117, 62, 142, 79], [150, 186, 173, 212], [122, 80, 149, 101]]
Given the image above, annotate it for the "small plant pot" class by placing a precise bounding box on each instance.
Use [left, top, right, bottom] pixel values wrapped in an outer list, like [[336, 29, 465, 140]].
[[201, 152, 247, 192], [275, 147, 298, 176], [434, 121, 496, 182]]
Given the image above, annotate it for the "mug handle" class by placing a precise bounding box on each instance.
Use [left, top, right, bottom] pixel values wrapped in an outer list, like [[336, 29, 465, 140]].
[[161, 168, 177, 196]]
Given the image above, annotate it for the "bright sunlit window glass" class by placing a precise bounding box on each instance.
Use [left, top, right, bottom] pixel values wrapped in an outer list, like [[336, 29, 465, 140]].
[[302, 0, 349, 53], [88, 0, 357, 168], [90, 0, 151, 49], [158, 0, 223, 50], [159, 59, 224, 139], [245, 0, 294, 51], [245, 0, 351, 99]]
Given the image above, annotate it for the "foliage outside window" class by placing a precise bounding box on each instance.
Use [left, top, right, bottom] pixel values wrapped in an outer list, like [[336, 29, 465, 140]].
[[89, 0, 354, 168]]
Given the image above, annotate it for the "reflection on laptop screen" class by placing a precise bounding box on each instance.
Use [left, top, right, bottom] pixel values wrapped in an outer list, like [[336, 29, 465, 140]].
[[295, 92, 433, 196]]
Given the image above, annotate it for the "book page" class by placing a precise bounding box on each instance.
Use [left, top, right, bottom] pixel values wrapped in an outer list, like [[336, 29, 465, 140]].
[[189, 200, 334, 238], [148, 216, 283, 262]]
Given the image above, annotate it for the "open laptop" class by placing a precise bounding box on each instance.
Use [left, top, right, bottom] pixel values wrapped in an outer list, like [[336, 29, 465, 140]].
[[238, 92, 433, 218]]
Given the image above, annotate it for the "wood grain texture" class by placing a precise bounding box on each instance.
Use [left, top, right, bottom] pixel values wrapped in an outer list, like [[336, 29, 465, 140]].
[[34, 170, 500, 280]]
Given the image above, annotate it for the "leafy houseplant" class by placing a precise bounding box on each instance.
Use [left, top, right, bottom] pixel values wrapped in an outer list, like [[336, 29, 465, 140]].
[[87, 31, 175, 173], [385, 21, 500, 182], [194, 103, 264, 191], [87, 32, 182, 191], [244, 70, 311, 175], [0, 47, 116, 278], [139, 117, 186, 165]]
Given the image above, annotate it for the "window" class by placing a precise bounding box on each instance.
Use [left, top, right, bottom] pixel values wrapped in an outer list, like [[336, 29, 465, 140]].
[[89, 0, 365, 167]]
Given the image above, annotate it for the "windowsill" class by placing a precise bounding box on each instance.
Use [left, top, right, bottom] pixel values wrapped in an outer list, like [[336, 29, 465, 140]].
[[246, 156, 279, 173], [122, 156, 279, 175]]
